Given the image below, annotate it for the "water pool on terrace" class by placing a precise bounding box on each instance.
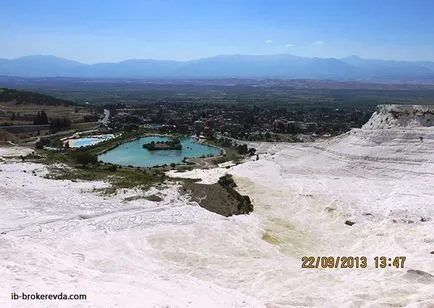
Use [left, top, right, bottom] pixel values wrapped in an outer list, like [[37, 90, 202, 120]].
[[69, 134, 114, 148], [98, 136, 221, 167]]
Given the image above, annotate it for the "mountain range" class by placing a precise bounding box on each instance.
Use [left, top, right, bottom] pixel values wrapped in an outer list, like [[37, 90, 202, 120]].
[[1, 54, 434, 82]]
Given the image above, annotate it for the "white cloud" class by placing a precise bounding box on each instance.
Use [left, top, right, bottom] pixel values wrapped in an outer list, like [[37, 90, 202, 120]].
[[265, 40, 273, 44], [315, 40, 324, 45], [285, 43, 293, 47]]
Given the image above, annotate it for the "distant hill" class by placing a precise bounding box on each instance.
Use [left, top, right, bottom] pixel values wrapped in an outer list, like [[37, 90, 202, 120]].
[[1, 54, 434, 82], [0, 55, 86, 77], [0, 88, 92, 131], [0, 88, 76, 106]]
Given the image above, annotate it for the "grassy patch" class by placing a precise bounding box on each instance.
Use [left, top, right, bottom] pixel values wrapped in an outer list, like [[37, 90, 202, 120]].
[[212, 147, 242, 165], [205, 139, 242, 165], [47, 165, 166, 193], [112, 168, 165, 189], [41, 148, 166, 193], [41, 151, 72, 165], [70, 122, 100, 131]]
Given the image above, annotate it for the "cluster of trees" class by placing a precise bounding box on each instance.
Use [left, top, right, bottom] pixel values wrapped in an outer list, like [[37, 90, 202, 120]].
[[71, 151, 98, 168], [33, 111, 49, 125], [216, 138, 256, 156], [235, 143, 256, 156], [33, 110, 71, 131], [50, 117, 71, 130], [35, 137, 63, 149], [143, 138, 182, 151], [273, 121, 303, 134], [218, 138, 233, 147], [83, 114, 99, 122]]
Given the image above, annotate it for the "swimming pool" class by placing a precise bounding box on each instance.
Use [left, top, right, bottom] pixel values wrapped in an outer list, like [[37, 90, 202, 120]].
[[68, 134, 115, 148]]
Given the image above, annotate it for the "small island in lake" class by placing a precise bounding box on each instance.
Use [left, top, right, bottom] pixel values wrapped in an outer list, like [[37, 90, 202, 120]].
[[143, 138, 182, 151]]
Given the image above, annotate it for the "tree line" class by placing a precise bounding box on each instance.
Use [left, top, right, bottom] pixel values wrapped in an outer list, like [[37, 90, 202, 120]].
[[33, 110, 71, 130]]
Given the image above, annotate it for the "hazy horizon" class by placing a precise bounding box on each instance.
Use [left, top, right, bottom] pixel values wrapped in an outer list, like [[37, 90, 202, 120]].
[[3, 53, 434, 65], [1, 0, 434, 64]]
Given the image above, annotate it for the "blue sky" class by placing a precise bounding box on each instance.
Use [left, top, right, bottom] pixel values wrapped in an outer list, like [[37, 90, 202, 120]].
[[1, 0, 433, 63]]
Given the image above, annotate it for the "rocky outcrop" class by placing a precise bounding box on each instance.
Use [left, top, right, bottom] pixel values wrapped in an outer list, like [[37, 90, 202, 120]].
[[218, 174, 253, 215], [362, 104, 434, 130], [312, 104, 434, 175], [183, 174, 253, 217]]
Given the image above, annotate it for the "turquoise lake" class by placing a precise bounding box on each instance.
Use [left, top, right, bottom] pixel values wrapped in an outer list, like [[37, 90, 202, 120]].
[[98, 136, 222, 167]]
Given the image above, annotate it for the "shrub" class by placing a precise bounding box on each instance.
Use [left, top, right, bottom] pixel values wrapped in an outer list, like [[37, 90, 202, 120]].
[[72, 151, 98, 168], [107, 165, 117, 172]]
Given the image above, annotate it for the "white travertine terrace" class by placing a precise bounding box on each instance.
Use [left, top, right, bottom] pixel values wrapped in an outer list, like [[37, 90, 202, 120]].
[[1, 105, 433, 307]]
